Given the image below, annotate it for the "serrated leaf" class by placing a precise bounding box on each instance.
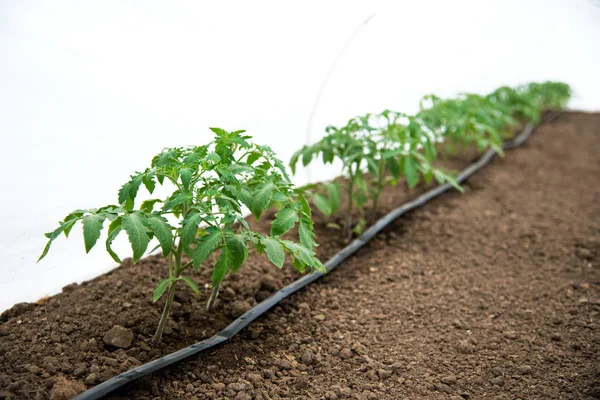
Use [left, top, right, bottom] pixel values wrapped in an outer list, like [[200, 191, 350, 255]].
[[298, 218, 315, 250], [107, 216, 122, 236], [180, 276, 201, 295], [271, 207, 298, 237], [140, 199, 162, 213], [281, 240, 324, 272], [118, 182, 131, 205], [212, 233, 247, 286], [260, 237, 285, 268], [38, 219, 78, 262], [312, 193, 332, 216], [403, 156, 419, 188], [246, 151, 262, 165], [250, 183, 275, 219], [273, 158, 292, 182], [193, 227, 222, 269], [106, 225, 123, 263], [179, 168, 193, 188], [142, 171, 156, 193], [147, 215, 173, 256], [180, 212, 202, 254], [326, 183, 341, 214], [122, 212, 151, 262], [153, 279, 171, 302], [82, 214, 105, 253], [119, 175, 143, 205], [296, 193, 311, 217], [63, 211, 85, 237], [226, 233, 247, 273], [209, 127, 228, 136], [163, 192, 193, 211]]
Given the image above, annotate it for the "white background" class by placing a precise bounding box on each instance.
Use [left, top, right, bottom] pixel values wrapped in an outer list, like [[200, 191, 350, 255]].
[[1, 0, 599, 311]]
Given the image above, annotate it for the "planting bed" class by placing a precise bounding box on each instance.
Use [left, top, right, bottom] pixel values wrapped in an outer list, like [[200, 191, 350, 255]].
[[1, 112, 599, 399]]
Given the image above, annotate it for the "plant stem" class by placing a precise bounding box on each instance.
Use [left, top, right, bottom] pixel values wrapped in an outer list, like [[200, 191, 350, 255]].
[[343, 174, 354, 240], [152, 241, 184, 345], [152, 280, 177, 344], [370, 157, 385, 224], [206, 283, 220, 311]]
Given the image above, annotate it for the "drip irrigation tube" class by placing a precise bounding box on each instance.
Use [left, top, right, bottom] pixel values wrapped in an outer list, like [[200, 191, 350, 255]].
[[74, 116, 557, 400]]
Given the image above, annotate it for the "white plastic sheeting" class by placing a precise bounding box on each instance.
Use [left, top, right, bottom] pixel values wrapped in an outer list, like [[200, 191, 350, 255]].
[[1, 0, 599, 311]]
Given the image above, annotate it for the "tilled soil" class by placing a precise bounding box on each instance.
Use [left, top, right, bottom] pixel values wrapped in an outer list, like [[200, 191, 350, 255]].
[[1, 112, 599, 400]]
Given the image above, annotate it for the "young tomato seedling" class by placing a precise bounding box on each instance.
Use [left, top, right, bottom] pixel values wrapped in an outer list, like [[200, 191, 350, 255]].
[[291, 112, 461, 238], [39, 128, 324, 344], [291, 116, 376, 239]]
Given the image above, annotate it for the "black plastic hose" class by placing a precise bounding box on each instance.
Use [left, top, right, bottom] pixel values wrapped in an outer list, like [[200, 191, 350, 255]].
[[74, 117, 553, 400]]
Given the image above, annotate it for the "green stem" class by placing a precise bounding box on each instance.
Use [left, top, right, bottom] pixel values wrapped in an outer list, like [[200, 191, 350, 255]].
[[152, 240, 184, 345], [152, 279, 177, 344], [343, 174, 354, 240], [370, 157, 385, 224]]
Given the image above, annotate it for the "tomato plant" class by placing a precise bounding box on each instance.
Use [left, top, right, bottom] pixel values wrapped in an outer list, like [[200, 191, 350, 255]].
[[292, 81, 571, 240], [39, 128, 324, 344], [291, 111, 461, 239]]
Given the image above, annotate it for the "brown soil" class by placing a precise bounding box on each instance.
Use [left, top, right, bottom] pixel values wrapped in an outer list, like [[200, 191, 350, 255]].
[[1, 112, 599, 400]]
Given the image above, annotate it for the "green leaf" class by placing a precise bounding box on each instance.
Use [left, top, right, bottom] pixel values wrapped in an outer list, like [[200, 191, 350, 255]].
[[289, 150, 301, 174], [209, 127, 228, 136], [354, 172, 367, 192], [281, 240, 325, 273], [298, 218, 315, 250], [140, 199, 162, 213], [386, 156, 400, 179], [433, 169, 464, 193], [212, 233, 247, 286], [326, 183, 341, 214], [147, 215, 173, 256], [366, 156, 379, 176], [250, 183, 275, 219], [107, 216, 122, 236], [180, 276, 201, 295], [118, 175, 143, 205], [180, 212, 202, 254], [118, 182, 131, 205], [38, 219, 78, 262], [246, 151, 262, 165], [193, 227, 222, 269], [179, 168, 193, 188], [122, 212, 151, 263], [82, 214, 105, 253], [106, 225, 123, 263], [163, 192, 193, 211], [312, 193, 332, 216], [153, 279, 171, 302], [226, 233, 247, 273], [271, 207, 298, 237], [273, 158, 292, 182], [403, 156, 419, 188], [142, 171, 156, 193], [301, 148, 313, 166], [63, 210, 85, 237], [296, 193, 312, 217], [260, 237, 285, 268]]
